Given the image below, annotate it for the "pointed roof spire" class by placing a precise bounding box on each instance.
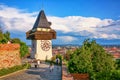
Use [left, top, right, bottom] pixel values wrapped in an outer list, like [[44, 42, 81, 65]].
[[32, 10, 51, 29]]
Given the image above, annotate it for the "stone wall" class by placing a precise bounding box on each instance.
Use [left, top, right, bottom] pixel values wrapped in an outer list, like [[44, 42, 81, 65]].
[[0, 44, 21, 69]]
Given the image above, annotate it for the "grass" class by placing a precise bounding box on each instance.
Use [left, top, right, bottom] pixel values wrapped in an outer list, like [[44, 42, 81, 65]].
[[0, 63, 31, 76]]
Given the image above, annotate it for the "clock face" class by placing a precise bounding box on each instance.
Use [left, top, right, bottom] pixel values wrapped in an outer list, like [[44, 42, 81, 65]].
[[41, 40, 51, 51]]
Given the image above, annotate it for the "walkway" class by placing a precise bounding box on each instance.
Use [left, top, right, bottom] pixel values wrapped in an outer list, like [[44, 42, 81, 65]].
[[0, 63, 62, 80]]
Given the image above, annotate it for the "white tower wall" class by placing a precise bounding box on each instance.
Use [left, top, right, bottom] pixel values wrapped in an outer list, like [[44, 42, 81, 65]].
[[31, 40, 52, 60]]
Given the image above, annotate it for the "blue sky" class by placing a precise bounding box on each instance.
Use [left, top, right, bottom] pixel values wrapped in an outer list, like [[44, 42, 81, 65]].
[[0, 0, 120, 45]]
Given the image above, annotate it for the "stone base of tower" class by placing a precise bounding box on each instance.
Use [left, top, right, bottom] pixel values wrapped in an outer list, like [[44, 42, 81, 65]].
[[30, 40, 52, 61]]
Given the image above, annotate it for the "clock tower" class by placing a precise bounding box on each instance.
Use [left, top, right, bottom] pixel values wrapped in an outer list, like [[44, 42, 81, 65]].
[[26, 10, 56, 60]]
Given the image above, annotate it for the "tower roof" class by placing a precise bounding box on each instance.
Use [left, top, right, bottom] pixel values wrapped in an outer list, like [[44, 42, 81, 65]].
[[32, 10, 51, 29], [26, 10, 56, 40]]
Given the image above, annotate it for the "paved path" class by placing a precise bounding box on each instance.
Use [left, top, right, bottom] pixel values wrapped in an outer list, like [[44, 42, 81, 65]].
[[0, 63, 62, 80]]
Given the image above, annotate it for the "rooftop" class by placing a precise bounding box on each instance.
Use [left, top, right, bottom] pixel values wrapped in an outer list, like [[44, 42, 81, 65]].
[[32, 10, 51, 29]]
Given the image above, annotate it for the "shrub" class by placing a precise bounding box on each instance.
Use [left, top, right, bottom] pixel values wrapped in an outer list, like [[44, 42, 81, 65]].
[[68, 39, 116, 80]]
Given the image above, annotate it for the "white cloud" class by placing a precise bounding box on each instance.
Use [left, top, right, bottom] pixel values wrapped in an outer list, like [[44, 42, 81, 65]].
[[0, 5, 37, 32], [48, 16, 120, 39], [97, 19, 114, 27], [48, 16, 102, 33], [58, 36, 78, 43], [0, 4, 120, 40], [93, 33, 120, 39]]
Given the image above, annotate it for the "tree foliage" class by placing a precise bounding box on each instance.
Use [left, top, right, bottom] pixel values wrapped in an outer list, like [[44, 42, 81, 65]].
[[0, 32, 5, 43], [56, 53, 62, 65], [11, 38, 21, 43], [20, 41, 29, 58], [11, 38, 29, 58], [49, 53, 62, 65], [0, 30, 29, 58], [115, 59, 120, 70], [68, 39, 116, 79], [64, 50, 72, 61], [4, 31, 10, 41], [0, 31, 10, 43]]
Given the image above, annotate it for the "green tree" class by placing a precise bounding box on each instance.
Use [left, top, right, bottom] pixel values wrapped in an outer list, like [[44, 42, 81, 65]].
[[11, 38, 29, 58], [115, 59, 120, 70], [11, 38, 21, 43], [56, 53, 62, 65], [64, 50, 72, 61], [0, 31, 10, 43], [68, 39, 116, 80], [20, 41, 29, 58], [0, 32, 4, 43], [89, 40, 115, 79], [4, 31, 10, 41]]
